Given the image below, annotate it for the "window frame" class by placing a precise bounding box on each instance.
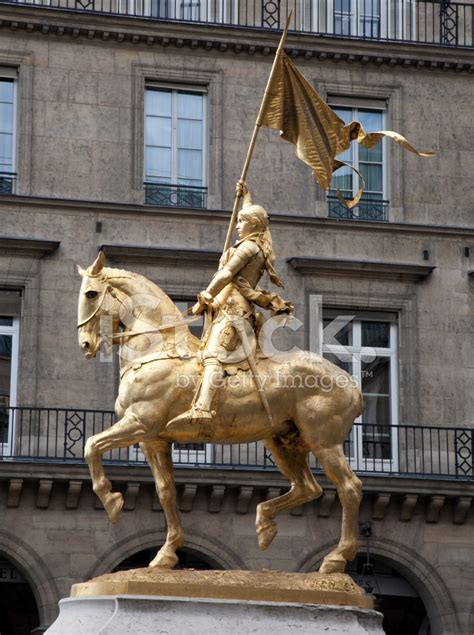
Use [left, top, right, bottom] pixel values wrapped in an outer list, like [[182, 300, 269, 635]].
[[144, 84, 208, 205], [0, 74, 17, 194], [0, 316, 20, 453], [322, 313, 399, 472], [327, 97, 388, 219]]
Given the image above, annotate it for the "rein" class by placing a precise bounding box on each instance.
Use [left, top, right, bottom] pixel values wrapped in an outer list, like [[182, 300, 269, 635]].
[[78, 283, 201, 340]]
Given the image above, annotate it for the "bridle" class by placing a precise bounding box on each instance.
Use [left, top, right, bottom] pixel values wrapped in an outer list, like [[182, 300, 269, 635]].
[[77, 277, 200, 341]]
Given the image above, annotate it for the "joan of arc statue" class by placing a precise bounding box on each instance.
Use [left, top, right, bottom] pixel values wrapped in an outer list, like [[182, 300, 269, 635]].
[[167, 180, 293, 428]]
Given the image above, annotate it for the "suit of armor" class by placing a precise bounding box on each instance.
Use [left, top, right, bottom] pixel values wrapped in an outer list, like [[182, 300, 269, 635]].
[[166, 186, 292, 429]]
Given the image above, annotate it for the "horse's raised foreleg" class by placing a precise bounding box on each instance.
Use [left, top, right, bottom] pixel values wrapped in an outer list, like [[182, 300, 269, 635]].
[[256, 434, 323, 551], [140, 440, 183, 569], [84, 411, 147, 523], [314, 444, 362, 574]]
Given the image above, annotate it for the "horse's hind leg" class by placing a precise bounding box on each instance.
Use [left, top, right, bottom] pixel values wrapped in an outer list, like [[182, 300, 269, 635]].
[[311, 443, 362, 574], [84, 411, 146, 523], [256, 433, 323, 551], [140, 440, 184, 569]]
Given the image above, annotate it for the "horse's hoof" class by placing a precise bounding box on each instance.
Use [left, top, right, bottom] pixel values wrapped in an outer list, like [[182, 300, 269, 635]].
[[256, 519, 278, 551], [319, 554, 346, 574], [148, 551, 179, 569], [105, 492, 124, 524]]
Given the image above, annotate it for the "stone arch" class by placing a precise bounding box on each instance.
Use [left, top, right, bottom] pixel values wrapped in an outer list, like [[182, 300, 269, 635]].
[[0, 529, 59, 630], [87, 528, 246, 579], [296, 536, 460, 635]]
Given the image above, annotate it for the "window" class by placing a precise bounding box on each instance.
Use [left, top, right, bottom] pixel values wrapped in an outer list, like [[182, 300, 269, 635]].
[[0, 291, 20, 452], [323, 1, 416, 40], [328, 99, 388, 221], [118, 0, 237, 23], [322, 312, 399, 470], [144, 87, 207, 208], [0, 77, 16, 195]]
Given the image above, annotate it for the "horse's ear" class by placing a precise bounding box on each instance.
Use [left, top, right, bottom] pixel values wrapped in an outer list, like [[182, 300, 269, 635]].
[[89, 251, 106, 276], [76, 264, 85, 276]]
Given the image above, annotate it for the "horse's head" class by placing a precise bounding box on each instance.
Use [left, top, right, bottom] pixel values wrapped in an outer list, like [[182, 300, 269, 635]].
[[77, 251, 118, 358]]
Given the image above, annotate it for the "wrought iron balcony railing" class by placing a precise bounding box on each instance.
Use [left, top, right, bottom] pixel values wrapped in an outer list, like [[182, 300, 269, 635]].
[[0, 172, 16, 195], [0, 407, 472, 480], [144, 182, 207, 209], [328, 195, 389, 222], [0, 1, 473, 48]]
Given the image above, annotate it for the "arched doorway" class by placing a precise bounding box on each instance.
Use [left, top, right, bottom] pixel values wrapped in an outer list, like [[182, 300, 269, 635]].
[[346, 554, 430, 634], [0, 557, 39, 635], [113, 546, 220, 572]]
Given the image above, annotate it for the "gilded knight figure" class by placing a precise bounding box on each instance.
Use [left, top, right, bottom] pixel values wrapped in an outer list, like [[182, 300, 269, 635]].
[[166, 180, 293, 429]]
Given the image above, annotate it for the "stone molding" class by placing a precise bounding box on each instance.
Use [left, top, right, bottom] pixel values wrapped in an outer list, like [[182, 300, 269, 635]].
[[0, 236, 60, 258], [1, 464, 472, 525], [100, 244, 220, 268], [1, 5, 474, 73], [1, 194, 473, 238], [288, 256, 435, 281]]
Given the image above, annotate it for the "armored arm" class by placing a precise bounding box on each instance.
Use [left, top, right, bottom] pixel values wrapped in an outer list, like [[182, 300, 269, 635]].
[[192, 240, 260, 314]]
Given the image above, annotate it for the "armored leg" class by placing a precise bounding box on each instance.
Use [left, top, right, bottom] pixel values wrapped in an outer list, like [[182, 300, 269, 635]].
[[165, 356, 223, 429]]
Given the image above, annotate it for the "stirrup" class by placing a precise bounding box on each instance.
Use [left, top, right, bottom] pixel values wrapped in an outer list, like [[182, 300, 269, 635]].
[[165, 405, 214, 429]]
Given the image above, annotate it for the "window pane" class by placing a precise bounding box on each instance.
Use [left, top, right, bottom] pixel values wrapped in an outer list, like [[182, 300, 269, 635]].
[[178, 149, 202, 181], [360, 163, 383, 193], [323, 352, 353, 376], [177, 119, 203, 150], [323, 316, 353, 346], [177, 92, 203, 120], [0, 80, 14, 103], [358, 109, 383, 131], [145, 146, 171, 180], [359, 142, 382, 163], [146, 89, 172, 117], [362, 357, 390, 396], [146, 116, 171, 147], [335, 0, 352, 12], [0, 103, 13, 134], [361, 321, 390, 348], [331, 165, 352, 193], [0, 318, 13, 326], [0, 133, 13, 166]]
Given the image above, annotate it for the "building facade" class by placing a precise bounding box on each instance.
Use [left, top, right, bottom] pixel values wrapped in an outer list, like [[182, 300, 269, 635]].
[[0, 1, 473, 633]]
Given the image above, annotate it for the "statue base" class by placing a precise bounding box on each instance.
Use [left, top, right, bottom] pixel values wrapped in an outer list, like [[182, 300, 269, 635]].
[[46, 569, 384, 634]]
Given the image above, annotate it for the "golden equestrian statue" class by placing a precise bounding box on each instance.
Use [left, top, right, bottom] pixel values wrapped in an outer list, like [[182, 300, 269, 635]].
[[76, 14, 432, 581], [77, 243, 363, 575]]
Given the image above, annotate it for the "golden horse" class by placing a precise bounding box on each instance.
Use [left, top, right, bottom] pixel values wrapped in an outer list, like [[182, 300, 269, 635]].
[[77, 252, 363, 575]]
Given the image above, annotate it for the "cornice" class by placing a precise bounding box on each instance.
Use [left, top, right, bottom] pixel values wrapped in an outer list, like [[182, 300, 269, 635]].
[[288, 257, 435, 281], [0, 236, 60, 258], [0, 4, 474, 72], [2, 193, 474, 238], [100, 244, 220, 267], [0, 462, 472, 523]]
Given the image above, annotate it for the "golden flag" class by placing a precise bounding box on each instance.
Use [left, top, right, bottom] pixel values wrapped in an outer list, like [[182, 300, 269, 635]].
[[258, 52, 434, 208]]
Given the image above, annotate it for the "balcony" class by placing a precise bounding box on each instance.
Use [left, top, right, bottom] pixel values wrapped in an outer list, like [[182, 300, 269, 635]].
[[144, 182, 207, 209], [328, 195, 389, 222], [0, 172, 16, 196], [1, 407, 472, 480], [0, 1, 473, 48]]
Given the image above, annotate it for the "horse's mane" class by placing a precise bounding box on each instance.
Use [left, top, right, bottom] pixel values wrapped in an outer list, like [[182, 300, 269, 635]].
[[104, 266, 180, 315], [103, 266, 200, 350]]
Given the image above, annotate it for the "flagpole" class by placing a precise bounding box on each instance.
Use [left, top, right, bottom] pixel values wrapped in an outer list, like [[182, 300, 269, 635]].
[[222, 11, 293, 254]]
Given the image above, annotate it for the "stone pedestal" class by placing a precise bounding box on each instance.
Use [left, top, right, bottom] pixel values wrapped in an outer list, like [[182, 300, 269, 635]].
[[46, 595, 384, 634], [45, 568, 384, 634]]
